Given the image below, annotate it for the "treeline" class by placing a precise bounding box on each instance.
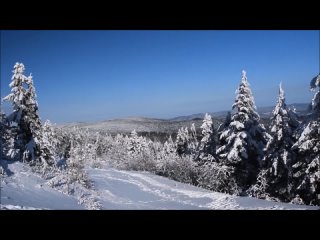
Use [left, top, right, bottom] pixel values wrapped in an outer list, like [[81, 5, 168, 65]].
[[1, 64, 319, 206]]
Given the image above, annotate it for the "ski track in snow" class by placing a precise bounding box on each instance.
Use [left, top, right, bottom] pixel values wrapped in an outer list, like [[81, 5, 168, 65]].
[[1, 160, 319, 210], [87, 167, 318, 210]]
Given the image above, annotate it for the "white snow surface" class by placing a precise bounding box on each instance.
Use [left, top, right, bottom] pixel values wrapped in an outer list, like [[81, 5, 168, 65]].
[[1, 161, 84, 210], [1, 160, 319, 210]]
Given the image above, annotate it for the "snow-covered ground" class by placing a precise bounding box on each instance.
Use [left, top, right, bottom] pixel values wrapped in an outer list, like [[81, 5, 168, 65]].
[[1, 160, 319, 210], [0, 161, 84, 210]]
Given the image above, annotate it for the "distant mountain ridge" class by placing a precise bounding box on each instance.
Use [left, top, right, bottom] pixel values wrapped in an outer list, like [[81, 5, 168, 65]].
[[170, 103, 310, 121], [58, 103, 310, 138]]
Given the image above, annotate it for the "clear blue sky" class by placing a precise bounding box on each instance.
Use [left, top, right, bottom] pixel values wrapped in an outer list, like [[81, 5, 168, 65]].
[[1, 30, 318, 123]]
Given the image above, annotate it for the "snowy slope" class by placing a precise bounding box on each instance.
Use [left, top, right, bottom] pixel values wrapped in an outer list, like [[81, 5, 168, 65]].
[[1, 161, 84, 210], [1, 160, 318, 210]]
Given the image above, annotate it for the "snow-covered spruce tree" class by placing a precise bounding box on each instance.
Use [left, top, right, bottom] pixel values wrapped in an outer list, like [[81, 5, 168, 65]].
[[143, 139, 158, 171], [163, 135, 176, 159], [86, 132, 101, 168], [42, 120, 57, 150], [127, 129, 145, 156], [66, 128, 91, 189], [156, 135, 177, 175], [95, 132, 113, 158], [249, 83, 299, 201], [2, 63, 28, 160], [175, 123, 198, 157], [23, 74, 42, 161], [107, 133, 129, 166], [196, 113, 238, 193], [78, 128, 99, 168], [291, 74, 320, 205], [23, 73, 54, 167], [176, 127, 190, 156], [216, 70, 269, 193], [40, 120, 57, 164], [196, 113, 217, 162], [3, 63, 54, 167], [189, 123, 198, 154], [126, 129, 156, 171]]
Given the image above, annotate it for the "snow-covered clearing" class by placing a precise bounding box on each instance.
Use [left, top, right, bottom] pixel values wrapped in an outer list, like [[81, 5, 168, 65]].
[[1, 160, 318, 210]]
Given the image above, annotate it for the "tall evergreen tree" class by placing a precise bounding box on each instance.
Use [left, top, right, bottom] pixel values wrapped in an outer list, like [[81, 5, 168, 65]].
[[291, 74, 320, 205], [22, 74, 44, 162], [3, 63, 53, 166], [217, 70, 269, 192], [249, 83, 299, 201], [3, 63, 28, 160]]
